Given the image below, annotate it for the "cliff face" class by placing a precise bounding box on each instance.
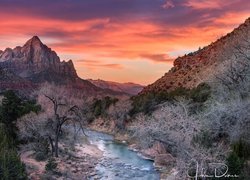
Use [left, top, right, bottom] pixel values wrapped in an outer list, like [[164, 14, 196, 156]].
[[141, 17, 250, 94], [0, 36, 128, 96], [0, 67, 34, 93], [0, 36, 77, 83]]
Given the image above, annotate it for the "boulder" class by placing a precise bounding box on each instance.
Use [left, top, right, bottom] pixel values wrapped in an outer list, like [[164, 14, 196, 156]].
[[142, 141, 167, 158]]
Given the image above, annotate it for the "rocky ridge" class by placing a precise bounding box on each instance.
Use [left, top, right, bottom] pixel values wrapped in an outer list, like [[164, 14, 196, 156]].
[[141, 17, 250, 94], [88, 79, 144, 95]]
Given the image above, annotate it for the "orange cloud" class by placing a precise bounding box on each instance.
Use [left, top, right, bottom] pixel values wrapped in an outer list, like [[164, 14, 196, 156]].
[[213, 12, 250, 26], [75, 59, 124, 70], [140, 54, 174, 64], [0, 9, 249, 85]]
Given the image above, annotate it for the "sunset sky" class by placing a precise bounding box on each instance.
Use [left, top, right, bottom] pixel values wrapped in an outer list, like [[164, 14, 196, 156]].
[[0, 0, 249, 85]]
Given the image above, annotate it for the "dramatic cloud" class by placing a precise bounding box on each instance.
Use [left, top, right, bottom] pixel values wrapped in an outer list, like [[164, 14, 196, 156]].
[[0, 0, 249, 84]]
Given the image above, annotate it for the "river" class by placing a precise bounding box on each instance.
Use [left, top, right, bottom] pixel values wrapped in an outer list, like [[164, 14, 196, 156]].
[[84, 129, 160, 180]]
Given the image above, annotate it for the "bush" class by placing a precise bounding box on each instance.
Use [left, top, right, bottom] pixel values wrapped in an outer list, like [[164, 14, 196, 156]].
[[35, 152, 48, 162], [0, 148, 27, 180], [168, 87, 189, 98], [45, 158, 57, 172], [129, 83, 211, 115], [91, 96, 118, 117], [226, 140, 250, 178], [33, 138, 49, 161], [0, 90, 41, 143], [226, 152, 244, 176], [190, 83, 211, 103], [192, 130, 214, 148], [232, 140, 250, 159]]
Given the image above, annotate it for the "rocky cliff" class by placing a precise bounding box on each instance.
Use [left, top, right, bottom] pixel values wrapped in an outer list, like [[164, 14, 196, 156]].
[[0, 36, 126, 96], [140, 17, 250, 94], [0, 36, 77, 83]]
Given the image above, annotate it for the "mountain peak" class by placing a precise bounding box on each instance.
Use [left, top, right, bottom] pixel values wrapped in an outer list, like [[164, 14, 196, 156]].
[[24, 36, 43, 48], [0, 36, 78, 82], [31, 35, 41, 41]]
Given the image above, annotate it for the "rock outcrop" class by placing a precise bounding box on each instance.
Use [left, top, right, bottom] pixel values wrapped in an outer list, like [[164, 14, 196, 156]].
[[0, 36, 77, 83]]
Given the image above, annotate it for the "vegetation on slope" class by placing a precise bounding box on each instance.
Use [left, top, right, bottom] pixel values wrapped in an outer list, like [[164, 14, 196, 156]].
[[91, 96, 119, 118], [0, 90, 40, 179], [130, 82, 211, 115]]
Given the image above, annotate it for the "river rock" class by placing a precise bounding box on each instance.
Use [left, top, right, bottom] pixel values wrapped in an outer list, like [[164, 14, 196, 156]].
[[89, 172, 97, 176], [154, 153, 176, 168]]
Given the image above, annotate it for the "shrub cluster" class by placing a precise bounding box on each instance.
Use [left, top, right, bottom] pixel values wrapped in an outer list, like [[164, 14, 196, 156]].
[[130, 83, 211, 115], [91, 96, 118, 117], [0, 90, 41, 179], [0, 90, 41, 142], [226, 140, 250, 178], [45, 158, 58, 172]]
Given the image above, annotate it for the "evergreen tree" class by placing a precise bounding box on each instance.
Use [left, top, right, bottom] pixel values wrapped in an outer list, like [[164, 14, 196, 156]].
[[0, 124, 27, 180], [0, 90, 22, 141]]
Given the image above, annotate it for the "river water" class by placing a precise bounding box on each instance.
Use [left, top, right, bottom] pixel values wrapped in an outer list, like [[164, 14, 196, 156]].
[[85, 129, 160, 180]]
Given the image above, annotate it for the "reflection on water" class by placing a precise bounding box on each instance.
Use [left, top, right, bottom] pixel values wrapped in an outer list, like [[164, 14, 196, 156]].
[[85, 129, 160, 180]]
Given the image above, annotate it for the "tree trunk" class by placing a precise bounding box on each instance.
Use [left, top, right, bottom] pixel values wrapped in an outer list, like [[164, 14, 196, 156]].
[[48, 137, 55, 156], [55, 133, 59, 157], [54, 120, 61, 157]]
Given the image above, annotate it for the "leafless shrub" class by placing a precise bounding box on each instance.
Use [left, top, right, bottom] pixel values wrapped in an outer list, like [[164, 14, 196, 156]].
[[203, 96, 250, 144], [215, 35, 250, 98], [107, 99, 131, 130]]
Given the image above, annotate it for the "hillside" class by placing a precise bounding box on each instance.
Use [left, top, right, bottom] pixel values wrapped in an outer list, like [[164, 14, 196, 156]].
[[141, 17, 250, 94], [88, 79, 144, 95]]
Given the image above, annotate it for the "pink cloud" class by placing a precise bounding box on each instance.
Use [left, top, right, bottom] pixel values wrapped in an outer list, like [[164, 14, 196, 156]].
[[162, 0, 175, 9], [184, 0, 227, 9]]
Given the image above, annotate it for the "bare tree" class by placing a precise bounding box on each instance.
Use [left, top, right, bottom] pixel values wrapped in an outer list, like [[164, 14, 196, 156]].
[[215, 37, 250, 96], [107, 99, 131, 130], [19, 84, 86, 157], [44, 96, 83, 157]]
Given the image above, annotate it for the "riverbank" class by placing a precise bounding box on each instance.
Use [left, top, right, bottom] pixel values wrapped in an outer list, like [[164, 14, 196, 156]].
[[88, 118, 177, 179], [19, 121, 163, 179], [85, 128, 160, 180], [20, 134, 103, 179]]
